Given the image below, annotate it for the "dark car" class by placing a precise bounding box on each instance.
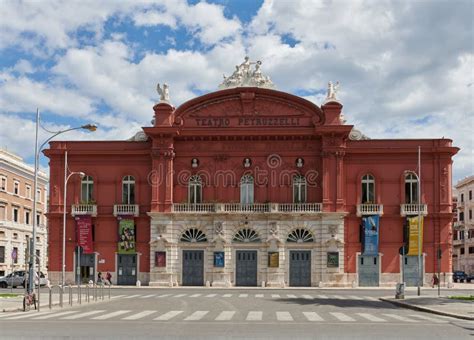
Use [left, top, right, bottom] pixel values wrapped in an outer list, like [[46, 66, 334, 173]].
[[453, 271, 467, 282], [466, 273, 474, 283]]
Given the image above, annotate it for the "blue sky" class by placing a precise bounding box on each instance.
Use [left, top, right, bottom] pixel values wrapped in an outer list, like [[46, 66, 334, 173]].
[[0, 0, 472, 182]]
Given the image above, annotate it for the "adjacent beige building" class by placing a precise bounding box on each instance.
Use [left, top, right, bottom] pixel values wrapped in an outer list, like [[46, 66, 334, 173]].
[[453, 175, 474, 274], [0, 149, 48, 277]]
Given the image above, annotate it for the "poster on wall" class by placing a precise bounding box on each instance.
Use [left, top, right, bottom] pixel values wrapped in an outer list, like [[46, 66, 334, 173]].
[[155, 252, 166, 267], [268, 252, 279, 268], [214, 252, 225, 267], [327, 252, 339, 267], [407, 216, 424, 255], [75, 215, 93, 253], [118, 217, 135, 254], [362, 215, 380, 255]]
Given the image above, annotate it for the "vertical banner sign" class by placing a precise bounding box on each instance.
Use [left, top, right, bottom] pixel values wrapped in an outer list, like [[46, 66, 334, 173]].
[[362, 215, 380, 255], [118, 217, 135, 254], [75, 215, 93, 254], [407, 216, 424, 255]]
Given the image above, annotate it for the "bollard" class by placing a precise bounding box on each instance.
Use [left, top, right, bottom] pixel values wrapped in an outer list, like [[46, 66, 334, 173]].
[[49, 287, 52, 309], [101, 284, 104, 300], [60, 286, 63, 308], [108, 284, 111, 300], [94, 284, 97, 301], [86, 285, 90, 303], [78, 285, 81, 305], [69, 285, 72, 306]]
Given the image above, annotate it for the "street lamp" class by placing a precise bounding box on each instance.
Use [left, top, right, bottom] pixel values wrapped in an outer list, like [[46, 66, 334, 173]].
[[28, 108, 97, 294]]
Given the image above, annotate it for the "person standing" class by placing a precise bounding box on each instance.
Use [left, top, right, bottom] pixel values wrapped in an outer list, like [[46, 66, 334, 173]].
[[106, 271, 112, 285]]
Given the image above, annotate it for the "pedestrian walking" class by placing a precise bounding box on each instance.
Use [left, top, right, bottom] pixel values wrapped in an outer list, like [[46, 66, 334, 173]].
[[431, 273, 439, 288], [97, 271, 103, 285], [106, 271, 112, 285]]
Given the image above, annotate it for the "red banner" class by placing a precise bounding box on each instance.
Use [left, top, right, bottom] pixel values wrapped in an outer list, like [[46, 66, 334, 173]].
[[76, 215, 93, 254]]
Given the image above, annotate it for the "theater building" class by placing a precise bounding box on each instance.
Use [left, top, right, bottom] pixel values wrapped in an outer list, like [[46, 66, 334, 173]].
[[45, 58, 458, 287]]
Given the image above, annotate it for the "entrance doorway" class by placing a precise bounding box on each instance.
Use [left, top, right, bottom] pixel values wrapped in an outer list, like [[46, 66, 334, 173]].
[[182, 250, 204, 286], [75, 247, 95, 284], [358, 255, 380, 287], [289, 251, 311, 286], [236, 250, 257, 286], [117, 254, 137, 285]]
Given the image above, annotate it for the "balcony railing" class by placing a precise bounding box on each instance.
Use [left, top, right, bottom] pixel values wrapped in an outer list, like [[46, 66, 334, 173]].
[[356, 204, 384, 217], [453, 221, 464, 229], [171, 203, 322, 213], [113, 204, 139, 217], [400, 203, 428, 216], [71, 204, 97, 216]]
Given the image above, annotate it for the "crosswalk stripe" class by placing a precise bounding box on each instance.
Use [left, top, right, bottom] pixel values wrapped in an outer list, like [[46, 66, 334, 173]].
[[276, 311, 293, 321], [122, 310, 156, 320], [62, 310, 106, 320], [4, 312, 52, 320], [302, 295, 313, 299], [382, 314, 418, 322], [205, 294, 217, 297], [330, 312, 355, 322], [123, 294, 141, 299], [190, 294, 202, 297], [356, 313, 385, 322], [183, 311, 209, 321], [92, 310, 131, 320], [154, 311, 183, 321], [408, 314, 446, 323], [246, 311, 262, 321], [239, 294, 248, 298], [172, 294, 187, 298], [32, 311, 77, 320], [332, 295, 346, 300], [111, 295, 126, 299], [222, 294, 232, 298], [140, 294, 156, 299], [303, 312, 324, 321], [364, 296, 379, 301], [0, 313, 16, 318], [348, 295, 363, 300], [316, 295, 328, 299], [271, 294, 281, 298], [215, 311, 236, 321], [255, 294, 264, 298], [287, 294, 297, 298], [156, 294, 171, 298]]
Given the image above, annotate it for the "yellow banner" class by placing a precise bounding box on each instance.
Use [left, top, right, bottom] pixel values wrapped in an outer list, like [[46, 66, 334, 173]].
[[407, 216, 424, 255]]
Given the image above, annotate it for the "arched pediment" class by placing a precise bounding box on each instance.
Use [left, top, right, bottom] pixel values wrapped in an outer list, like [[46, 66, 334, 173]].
[[173, 87, 325, 129]]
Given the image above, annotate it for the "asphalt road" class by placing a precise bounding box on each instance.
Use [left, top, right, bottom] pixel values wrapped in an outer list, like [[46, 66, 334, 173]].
[[0, 288, 472, 339]]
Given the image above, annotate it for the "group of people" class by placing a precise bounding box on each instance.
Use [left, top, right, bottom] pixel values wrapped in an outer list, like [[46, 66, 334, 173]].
[[97, 271, 112, 285]]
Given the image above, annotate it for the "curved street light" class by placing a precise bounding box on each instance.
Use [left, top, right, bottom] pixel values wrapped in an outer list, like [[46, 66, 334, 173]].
[[28, 109, 97, 294]]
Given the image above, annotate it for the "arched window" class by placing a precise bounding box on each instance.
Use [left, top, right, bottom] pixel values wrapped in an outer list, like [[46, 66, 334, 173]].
[[81, 175, 94, 203], [240, 175, 254, 204], [287, 229, 314, 243], [361, 174, 375, 204], [293, 175, 307, 203], [122, 175, 135, 204], [180, 228, 207, 242], [405, 173, 418, 204], [233, 228, 260, 243], [188, 175, 202, 204]]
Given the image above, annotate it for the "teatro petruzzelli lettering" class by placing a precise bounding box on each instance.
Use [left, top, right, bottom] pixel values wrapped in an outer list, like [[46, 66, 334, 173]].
[[194, 116, 301, 127]]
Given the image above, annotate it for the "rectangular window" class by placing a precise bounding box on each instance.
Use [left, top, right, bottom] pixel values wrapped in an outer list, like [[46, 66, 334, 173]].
[[13, 181, 19, 195], [26, 185, 31, 199], [36, 189, 41, 202], [13, 247, 18, 264], [460, 247, 465, 255], [25, 211, 30, 225], [461, 193, 464, 202], [0, 246, 5, 263], [469, 247, 474, 254], [36, 214, 41, 226], [0, 177, 6, 191], [453, 232, 458, 241], [470, 190, 472, 201], [460, 230, 465, 240], [459, 211, 464, 222], [13, 208, 19, 222], [469, 210, 472, 220], [36, 249, 40, 265]]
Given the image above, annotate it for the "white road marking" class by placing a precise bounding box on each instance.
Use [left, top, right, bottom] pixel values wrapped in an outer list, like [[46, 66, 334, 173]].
[[32, 311, 77, 320], [222, 294, 232, 298], [139, 294, 157, 299], [111, 295, 126, 299], [303, 312, 324, 321], [382, 314, 418, 322], [255, 294, 264, 298], [92, 310, 131, 320], [154, 311, 183, 321], [172, 294, 187, 298], [348, 295, 363, 300], [408, 314, 447, 323], [122, 310, 157, 320], [62, 310, 106, 320], [156, 294, 171, 298], [330, 312, 355, 322], [189, 294, 202, 297], [122, 294, 141, 299], [364, 296, 379, 301], [271, 294, 281, 298], [239, 294, 248, 298], [302, 295, 314, 299], [183, 311, 209, 321], [205, 294, 217, 297], [276, 311, 293, 321], [316, 295, 328, 299], [215, 311, 236, 321], [4, 312, 52, 320], [356, 313, 385, 322], [246, 311, 262, 321], [332, 295, 346, 300], [0, 313, 16, 318], [286, 294, 297, 298]]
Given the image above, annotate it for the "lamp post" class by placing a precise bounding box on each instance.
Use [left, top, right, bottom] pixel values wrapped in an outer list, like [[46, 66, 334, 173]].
[[28, 108, 96, 294], [61, 151, 85, 288]]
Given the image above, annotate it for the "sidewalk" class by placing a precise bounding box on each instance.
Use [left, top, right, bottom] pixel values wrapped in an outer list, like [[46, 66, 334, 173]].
[[380, 295, 474, 321]]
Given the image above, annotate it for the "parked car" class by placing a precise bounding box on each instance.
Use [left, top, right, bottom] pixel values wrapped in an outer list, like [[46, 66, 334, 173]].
[[466, 273, 474, 283], [453, 271, 468, 283], [0, 270, 47, 288]]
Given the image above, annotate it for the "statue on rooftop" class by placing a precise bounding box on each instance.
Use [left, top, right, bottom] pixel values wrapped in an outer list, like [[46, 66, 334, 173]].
[[219, 57, 275, 89], [156, 83, 170, 103]]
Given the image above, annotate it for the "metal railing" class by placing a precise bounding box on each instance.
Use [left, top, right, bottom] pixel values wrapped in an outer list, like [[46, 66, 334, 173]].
[[356, 204, 384, 216], [172, 203, 215, 213], [172, 202, 323, 213], [113, 204, 139, 217], [71, 204, 97, 216], [277, 203, 322, 213], [44, 283, 111, 310]]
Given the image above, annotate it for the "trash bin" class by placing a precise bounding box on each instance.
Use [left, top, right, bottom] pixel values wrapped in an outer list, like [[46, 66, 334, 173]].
[[395, 283, 405, 299]]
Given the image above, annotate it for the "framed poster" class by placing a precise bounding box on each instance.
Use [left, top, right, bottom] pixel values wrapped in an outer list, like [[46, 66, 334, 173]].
[[268, 252, 279, 268], [118, 218, 135, 254], [214, 252, 225, 267], [327, 252, 339, 268], [155, 251, 166, 267]]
